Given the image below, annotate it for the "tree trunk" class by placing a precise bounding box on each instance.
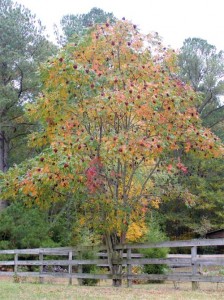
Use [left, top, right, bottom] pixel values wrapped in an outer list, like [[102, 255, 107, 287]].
[[105, 232, 123, 287], [0, 130, 9, 210]]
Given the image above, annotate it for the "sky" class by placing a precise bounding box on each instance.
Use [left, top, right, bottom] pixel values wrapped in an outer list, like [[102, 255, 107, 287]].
[[15, 0, 224, 51]]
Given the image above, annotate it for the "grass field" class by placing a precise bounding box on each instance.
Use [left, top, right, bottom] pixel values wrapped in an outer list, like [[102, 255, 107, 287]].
[[0, 279, 224, 300]]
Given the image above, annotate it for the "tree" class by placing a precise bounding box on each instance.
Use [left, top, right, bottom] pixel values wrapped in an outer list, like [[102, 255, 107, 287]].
[[0, 0, 56, 174], [1, 20, 223, 286], [157, 154, 224, 240], [178, 38, 224, 139], [57, 7, 116, 44], [160, 38, 224, 239]]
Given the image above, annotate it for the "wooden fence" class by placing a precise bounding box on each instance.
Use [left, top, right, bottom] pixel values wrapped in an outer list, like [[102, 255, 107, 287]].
[[0, 238, 224, 289]]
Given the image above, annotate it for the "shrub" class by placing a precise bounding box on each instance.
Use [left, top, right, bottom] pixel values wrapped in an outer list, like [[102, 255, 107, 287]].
[[0, 202, 59, 249], [77, 248, 100, 286], [140, 220, 169, 282]]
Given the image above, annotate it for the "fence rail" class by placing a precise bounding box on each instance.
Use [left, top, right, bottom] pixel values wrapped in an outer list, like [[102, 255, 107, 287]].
[[0, 238, 223, 289]]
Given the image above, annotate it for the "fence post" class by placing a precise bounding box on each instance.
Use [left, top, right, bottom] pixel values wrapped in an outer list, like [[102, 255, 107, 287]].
[[127, 248, 132, 287], [68, 251, 73, 285], [191, 246, 199, 290], [14, 253, 18, 282], [39, 251, 44, 284], [77, 251, 83, 285]]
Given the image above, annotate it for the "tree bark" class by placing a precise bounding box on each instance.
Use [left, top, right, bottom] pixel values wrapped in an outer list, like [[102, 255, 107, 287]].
[[0, 130, 9, 210]]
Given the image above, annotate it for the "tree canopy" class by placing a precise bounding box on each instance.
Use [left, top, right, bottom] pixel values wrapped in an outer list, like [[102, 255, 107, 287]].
[[1, 20, 223, 248], [58, 7, 116, 44]]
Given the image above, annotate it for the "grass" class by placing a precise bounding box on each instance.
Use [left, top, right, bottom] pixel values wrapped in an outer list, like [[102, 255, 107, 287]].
[[0, 279, 224, 300]]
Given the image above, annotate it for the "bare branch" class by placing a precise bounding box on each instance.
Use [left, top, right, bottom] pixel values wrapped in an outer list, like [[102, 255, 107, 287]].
[[15, 63, 24, 98], [209, 117, 224, 129], [203, 104, 224, 119], [137, 158, 161, 201], [197, 90, 213, 114]]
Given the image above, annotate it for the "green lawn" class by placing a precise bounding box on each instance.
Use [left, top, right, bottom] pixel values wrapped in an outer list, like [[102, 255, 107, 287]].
[[0, 279, 224, 300]]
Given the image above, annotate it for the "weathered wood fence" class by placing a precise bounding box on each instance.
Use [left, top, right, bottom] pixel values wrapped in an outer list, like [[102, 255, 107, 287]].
[[0, 238, 224, 289]]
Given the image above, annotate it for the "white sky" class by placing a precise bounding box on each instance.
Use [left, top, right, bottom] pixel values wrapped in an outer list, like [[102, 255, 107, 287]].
[[15, 0, 224, 50]]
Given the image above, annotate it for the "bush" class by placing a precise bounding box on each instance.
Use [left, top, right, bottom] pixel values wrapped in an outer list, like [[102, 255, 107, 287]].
[[140, 220, 169, 282], [140, 247, 169, 277], [0, 202, 59, 249], [77, 249, 100, 286]]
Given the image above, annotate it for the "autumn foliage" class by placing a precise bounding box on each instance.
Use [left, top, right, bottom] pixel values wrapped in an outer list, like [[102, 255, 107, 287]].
[[1, 20, 223, 245]]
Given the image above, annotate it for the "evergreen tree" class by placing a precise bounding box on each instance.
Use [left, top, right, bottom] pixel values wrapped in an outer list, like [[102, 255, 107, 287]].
[[57, 7, 116, 44], [0, 0, 56, 170], [178, 38, 224, 139], [0, 0, 57, 208]]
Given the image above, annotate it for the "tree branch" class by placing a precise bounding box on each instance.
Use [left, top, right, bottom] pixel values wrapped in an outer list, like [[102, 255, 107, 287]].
[[137, 158, 161, 201], [202, 104, 224, 119], [197, 90, 213, 114], [209, 117, 224, 128], [15, 63, 24, 98]]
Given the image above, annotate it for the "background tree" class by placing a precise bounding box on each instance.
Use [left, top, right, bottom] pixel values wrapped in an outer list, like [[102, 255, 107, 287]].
[[0, 0, 57, 209], [1, 20, 223, 286], [158, 38, 224, 240], [156, 153, 224, 240], [178, 38, 224, 139], [57, 7, 116, 44]]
